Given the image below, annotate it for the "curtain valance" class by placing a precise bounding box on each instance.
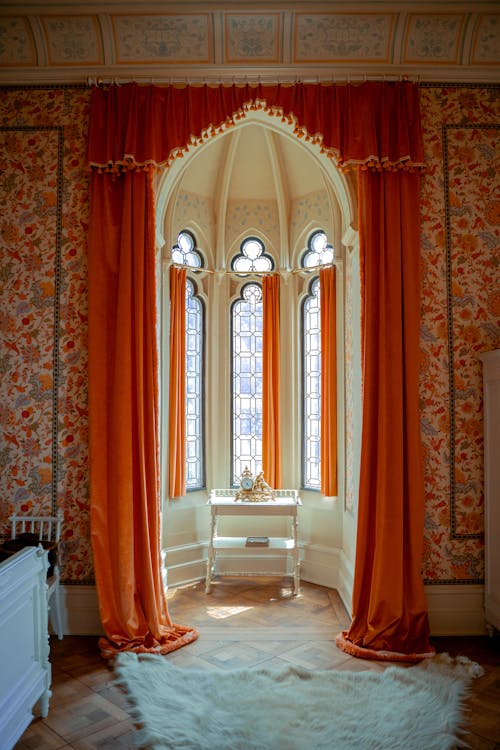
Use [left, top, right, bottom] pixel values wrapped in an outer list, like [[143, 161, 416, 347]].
[[87, 81, 424, 173]]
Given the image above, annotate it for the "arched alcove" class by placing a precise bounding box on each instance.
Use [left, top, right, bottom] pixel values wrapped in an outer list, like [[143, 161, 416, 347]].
[[156, 111, 360, 607]]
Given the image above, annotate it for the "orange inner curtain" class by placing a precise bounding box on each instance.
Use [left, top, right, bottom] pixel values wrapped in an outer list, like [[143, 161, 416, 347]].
[[88, 169, 197, 657], [168, 266, 186, 498], [87, 80, 431, 660], [262, 274, 282, 488], [320, 266, 337, 497]]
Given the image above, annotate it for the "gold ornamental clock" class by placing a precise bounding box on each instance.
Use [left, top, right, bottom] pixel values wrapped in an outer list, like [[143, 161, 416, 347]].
[[234, 467, 276, 503], [234, 466, 254, 502]]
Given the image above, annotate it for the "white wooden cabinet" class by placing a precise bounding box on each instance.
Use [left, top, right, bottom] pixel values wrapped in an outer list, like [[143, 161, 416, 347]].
[[206, 489, 301, 595], [479, 349, 500, 635], [0, 546, 51, 750]]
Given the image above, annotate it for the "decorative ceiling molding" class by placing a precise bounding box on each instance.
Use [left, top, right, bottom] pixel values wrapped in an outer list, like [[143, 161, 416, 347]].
[[0, 2, 499, 84]]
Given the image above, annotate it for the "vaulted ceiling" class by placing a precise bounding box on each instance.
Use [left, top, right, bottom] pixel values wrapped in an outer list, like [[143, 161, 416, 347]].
[[1, 1, 499, 85]]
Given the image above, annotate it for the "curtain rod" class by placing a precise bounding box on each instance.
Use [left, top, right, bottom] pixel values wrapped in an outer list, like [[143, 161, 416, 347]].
[[170, 261, 340, 276], [87, 74, 418, 87]]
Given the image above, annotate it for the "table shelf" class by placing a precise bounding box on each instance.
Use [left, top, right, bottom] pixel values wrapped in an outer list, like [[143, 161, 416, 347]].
[[205, 490, 301, 595], [213, 537, 296, 550]]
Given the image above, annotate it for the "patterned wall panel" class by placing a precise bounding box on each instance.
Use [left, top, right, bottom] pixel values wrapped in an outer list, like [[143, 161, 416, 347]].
[[0, 16, 36, 66], [171, 191, 214, 256], [225, 13, 281, 64], [294, 13, 394, 63], [41, 16, 103, 65], [419, 85, 500, 584], [0, 126, 61, 518], [0, 87, 92, 584], [225, 199, 280, 256], [111, 14, 212, 64], [444, 124, 499, 537]]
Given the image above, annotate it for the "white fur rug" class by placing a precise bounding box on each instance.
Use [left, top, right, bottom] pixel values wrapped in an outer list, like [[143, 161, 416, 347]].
[[114, 652, 480, 750]]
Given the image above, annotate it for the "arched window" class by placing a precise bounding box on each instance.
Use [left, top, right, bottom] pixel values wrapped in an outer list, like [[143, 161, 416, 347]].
[[172, 230, 203, 268], [231, 282, 263, 485], [302, 278, 321, 489], [185, 278, 204, 489], [171, 231, 204, 490], [301, 230, 335, 268], [301, 230, 335, 490], [232, 237, 274, 274]]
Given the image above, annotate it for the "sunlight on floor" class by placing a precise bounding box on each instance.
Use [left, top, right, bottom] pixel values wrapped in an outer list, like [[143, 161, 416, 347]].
[[206, 605, 254, 619]]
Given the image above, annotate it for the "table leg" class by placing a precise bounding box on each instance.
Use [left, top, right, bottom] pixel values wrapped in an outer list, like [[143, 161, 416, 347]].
[[205, 506, 216, 594], [292, 511, 300, 595]]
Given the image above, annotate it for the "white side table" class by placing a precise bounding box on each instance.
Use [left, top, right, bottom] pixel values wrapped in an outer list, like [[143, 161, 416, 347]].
[[205, 489, 301, 595]]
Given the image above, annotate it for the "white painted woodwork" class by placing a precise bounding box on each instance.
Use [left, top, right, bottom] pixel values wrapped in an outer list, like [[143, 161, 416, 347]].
[[0, 547, 51, 750]]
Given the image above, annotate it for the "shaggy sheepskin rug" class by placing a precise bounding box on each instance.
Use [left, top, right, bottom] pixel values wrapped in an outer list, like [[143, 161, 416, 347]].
[[114, 651, 481, 750]]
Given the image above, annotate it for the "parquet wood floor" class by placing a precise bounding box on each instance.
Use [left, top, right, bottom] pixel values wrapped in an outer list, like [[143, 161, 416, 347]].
[[14, 578, 500, 749]]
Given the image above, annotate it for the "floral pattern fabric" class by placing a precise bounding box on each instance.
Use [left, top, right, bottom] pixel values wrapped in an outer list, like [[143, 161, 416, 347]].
[[419, 86, 500, 583], [0, 88, 92, 583]]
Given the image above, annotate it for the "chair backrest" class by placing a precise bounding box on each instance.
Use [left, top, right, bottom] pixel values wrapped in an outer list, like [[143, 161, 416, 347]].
[[9, 513, 63, 542]]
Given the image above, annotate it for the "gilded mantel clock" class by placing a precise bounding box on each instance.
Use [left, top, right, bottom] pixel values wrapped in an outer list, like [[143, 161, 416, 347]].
[[234, 466, 275, 502], [234, 466, 254, 502]]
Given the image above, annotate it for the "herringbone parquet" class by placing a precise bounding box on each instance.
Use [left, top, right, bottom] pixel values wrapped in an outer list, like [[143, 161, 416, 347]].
[[14, 578, 500, 749]]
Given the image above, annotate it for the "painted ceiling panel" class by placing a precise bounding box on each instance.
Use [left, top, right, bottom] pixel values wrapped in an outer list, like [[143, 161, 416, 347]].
[[0, 2, 498, 83]]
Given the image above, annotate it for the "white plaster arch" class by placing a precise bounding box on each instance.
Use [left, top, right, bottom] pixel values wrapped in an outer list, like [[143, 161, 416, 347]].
[[155, 108, 357, 256]]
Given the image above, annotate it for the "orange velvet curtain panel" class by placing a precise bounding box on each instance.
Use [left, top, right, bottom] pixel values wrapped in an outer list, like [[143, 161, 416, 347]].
[[262, 274, 282, 488], [87, 80, 431, 661], [168, 266, 187, 498], [320, 266, 337, 497], [87, 82, 424, 173], [88, 170, 197, 657], [337, 170, 432, 662]]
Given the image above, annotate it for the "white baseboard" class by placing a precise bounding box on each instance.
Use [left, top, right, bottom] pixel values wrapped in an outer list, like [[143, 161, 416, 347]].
[[425, 584, 486, 636], [55, 585, 104, 636], [57, 577, 487, 638]]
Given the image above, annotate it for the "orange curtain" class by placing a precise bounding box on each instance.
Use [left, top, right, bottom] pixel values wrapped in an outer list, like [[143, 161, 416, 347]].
[[336, 170, 432, 662], [87, 82, 424, 174], [88, 169, 197, 657], [262, 274, 282, 488], [168, 266, 186, 498], [87, 80, 431, 661], [320, 266, 337, 497]]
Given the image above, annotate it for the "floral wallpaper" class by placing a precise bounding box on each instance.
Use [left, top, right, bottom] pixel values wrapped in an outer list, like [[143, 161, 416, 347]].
[[0, 83, 498, 589], [419, 85, 500, 584], [0, 87, 92, 584]]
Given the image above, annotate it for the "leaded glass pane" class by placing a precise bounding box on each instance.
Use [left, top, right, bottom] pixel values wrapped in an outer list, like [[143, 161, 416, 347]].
[[232, 237, 274, 274], [231, 283, 263, 484], [302, 230, 335, 268], [172, 230, 203, 268], [302, 277, 321, 490], [185, 279, 204, 489]]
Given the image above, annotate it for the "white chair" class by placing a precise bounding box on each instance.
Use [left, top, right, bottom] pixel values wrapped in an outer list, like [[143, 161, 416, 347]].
[[9, 513, 64, 640]]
